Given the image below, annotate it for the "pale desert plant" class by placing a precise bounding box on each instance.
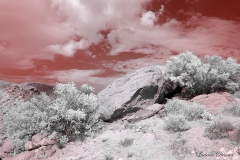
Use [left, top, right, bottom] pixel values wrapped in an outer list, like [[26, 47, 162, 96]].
[[0, 82, 105, 154], [201, 111, 213, 121], [224, 101, 240, 116], [164, 114, 190, 132], [119, 138, 134, 147], [104, 155, 113, 160], [164, 98, 206, 121], [233, 125, 240, 144], [164, 51, 240, 97], [204, 120, 234, 139], [233, 91, 240, 98]]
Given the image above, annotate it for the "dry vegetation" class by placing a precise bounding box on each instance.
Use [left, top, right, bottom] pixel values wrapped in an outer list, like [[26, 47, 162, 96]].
[[0, 52, 240, 159]]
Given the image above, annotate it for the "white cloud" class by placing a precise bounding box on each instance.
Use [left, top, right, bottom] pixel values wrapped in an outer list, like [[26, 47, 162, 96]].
[[0, 46, 5, 51], [45, 69, 119, 93], [46, 69, 104, 82], [159, 5, 164, 15], [47, 39, 91, 56], [45, 1, 239, 58], [141, 11, 157, 26], [102, 51, 169, 74], [47, 0, 149, 56]]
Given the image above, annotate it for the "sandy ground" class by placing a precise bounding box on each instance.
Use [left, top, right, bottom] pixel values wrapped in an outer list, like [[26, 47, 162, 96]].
[[1, 79, 240, 160], [43, 112, 240, 160]]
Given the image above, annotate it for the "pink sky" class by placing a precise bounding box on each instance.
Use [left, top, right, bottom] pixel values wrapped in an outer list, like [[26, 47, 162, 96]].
[[0, 0, 240, 93]]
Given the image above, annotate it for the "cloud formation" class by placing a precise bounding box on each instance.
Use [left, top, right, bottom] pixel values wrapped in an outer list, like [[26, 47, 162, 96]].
[[46, 0, 240, 59], [141, 11, 157, 26], [46, 0, 151, 56], [46, 69, 104, 82], [0, 0, 75, 68], [0, 0, 240, 92]]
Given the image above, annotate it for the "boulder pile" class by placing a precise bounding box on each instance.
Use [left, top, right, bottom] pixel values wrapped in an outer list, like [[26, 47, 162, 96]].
[[0, 134, 57, 160]]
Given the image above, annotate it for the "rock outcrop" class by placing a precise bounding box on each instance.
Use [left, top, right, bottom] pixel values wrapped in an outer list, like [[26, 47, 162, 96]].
[[0, 133, 57, 160], [126, 104, 164, 123], [97, 65, 165, 122], [190, 92, 236, 115]]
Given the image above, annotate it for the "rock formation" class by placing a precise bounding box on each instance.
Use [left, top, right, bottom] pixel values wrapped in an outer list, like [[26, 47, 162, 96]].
[[97, 65, 165, 122]]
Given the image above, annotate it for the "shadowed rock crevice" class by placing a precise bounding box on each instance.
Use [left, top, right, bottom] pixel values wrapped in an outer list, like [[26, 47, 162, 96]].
[[124, 88, 143, 105], [104, 107, 141, 122], [155, 79, 183, 104], [164, 85, 183, 99], [139, 85, 158, 99]]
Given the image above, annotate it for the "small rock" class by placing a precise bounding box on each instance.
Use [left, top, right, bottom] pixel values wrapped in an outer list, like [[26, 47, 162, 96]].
[[145, 103, 164, 112], [45, 149, 56, 157], [2, 138, 12, 153], [32, 133, 46, 143], [39, 137, 56, 146], [25, 141, 40, 151], [140, 133, 157, 142], [0, 150, 8, 158], [157, 109, 166, 118], [8, 151, 33, 160]]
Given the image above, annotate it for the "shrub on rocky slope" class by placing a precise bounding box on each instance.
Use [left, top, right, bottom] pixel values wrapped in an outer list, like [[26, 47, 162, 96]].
[[0, 82, 105, 155], [164, 51, 240, 98]]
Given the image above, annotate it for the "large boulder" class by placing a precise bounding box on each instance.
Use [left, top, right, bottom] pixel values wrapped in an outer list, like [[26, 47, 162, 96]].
[[97, 65, 165, 122]]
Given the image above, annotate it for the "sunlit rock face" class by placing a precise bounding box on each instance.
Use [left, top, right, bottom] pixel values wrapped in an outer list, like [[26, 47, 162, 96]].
[[97, 65, 165, 122]]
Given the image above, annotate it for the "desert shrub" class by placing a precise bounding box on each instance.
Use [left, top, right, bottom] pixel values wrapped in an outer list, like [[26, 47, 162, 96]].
[[119, 138, 134, 147], [201, 111, 213, 121], [164, 114, 190, 132], [164, 51, 240, 96], [164, 98, 206, 121], [204, 120, 234, 139], [233, 91, 240, 98], [224, 101, 240, 116], [233, 126, 240, 144], [127, 152, 134, 157], [79, 84, 94, 95], [104, 155, 113, 160], [58, 135, 69, 148], [1, 82, 105, 154], [184, 103, 206, 121], [164, 98, 187, 115], [169, 138, 189, 159]]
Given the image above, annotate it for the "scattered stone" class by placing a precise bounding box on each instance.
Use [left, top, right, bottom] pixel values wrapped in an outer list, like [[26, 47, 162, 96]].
[[25, 141, 40, 151], [32, 133, 46, 143], [4, 151, 33, 160], [38, 137, 56, 146], [140, 133, 157, 142], [157, 109, 166, 118], [1, 138, 12, 153], [127, 104, 164, 123]]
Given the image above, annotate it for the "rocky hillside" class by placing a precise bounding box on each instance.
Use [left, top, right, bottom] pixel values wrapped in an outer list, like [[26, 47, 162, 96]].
[[1, 64, 240, 160]]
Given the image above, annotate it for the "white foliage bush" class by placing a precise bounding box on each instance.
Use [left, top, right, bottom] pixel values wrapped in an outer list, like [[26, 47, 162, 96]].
[[164, 114, 190, 132], [0, 82, 105, 154], [164, 98, 206, 121], [164, 51, 240, 96], [201, 111, 213, 121]]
